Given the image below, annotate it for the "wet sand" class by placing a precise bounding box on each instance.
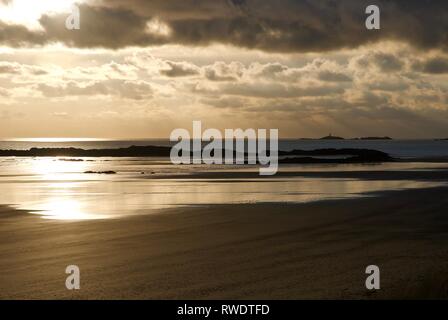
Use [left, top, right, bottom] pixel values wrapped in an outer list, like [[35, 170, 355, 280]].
[[1, 186, 448, 299], [155, 167, 448, 181]]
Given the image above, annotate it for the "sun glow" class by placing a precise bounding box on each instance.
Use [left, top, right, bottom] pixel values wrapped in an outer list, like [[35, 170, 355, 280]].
[[26, 158, 104, 220], [31, 198, 102, 220], [0, 0, 80, 30], [30, 158, 87, 177], [9, 137, 107, 142]]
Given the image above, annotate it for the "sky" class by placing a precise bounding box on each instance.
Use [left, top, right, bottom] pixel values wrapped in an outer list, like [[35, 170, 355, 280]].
[[1, 0, 448, 139]]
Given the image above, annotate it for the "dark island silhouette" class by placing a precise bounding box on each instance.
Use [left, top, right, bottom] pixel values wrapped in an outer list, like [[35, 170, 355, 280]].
[[0, 145, 172, 157], [319, 134, 344, 140], [0, 145, 394, 164], [352, 136, 393, 140], [319, 134, 392, 140], [278, 148, 393, 164], [84, 170, 117, 174]]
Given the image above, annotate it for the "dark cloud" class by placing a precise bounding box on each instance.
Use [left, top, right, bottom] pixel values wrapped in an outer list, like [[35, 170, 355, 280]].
[[367, 81, 409, 92], [100, 0, 448, 52], [160, 61, 199, 77], [416, 57, 448, 74], [0, 1, 447, 53], [255, 63, 289, 78], [204, 68, 238, 82], [39, 4, 166, 49], [94, 0, 232, 19], [354, 52, 404, 72], [371, 53, 404, 72], [0, 21, 46, 47], [204, 63, 243, 82], [318, 71, 352, 82]]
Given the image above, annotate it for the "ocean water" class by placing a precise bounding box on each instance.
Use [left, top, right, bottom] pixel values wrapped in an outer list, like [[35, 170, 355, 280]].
[[1, 139, 448, 159], [0, 156, 446, 220]]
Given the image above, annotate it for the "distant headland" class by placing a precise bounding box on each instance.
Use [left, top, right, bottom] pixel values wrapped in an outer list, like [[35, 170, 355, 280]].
[[318, 134, 392, 140], [352, 136, 393, 140], [0, 145, 395, 164], [319, 134, 344, 140]]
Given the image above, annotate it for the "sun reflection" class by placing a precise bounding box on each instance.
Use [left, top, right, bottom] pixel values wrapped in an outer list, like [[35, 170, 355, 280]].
[[26, 158, 102, 220], [31, 198, 102, 220], [30, 157, 88, 180]]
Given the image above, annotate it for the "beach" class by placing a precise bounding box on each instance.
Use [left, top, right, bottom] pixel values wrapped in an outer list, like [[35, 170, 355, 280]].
[[2, 0, 448, 305], [2, 185, 448, 299]]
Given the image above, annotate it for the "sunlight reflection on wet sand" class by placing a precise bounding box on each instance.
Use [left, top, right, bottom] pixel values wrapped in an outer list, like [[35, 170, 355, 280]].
[[0, 157, 446, 221]]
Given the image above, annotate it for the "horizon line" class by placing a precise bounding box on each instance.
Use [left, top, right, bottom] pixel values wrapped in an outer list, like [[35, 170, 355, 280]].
[[1, 137, 448, 142]]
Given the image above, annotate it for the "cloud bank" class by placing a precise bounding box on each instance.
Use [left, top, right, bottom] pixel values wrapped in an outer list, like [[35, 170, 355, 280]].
[[0, 1, 446, 53]]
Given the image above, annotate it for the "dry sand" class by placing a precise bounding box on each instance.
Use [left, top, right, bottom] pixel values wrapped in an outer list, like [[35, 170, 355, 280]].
[[1, 187, 448, 299]]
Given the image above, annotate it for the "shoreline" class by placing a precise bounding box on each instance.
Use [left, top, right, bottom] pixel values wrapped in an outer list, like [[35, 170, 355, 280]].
[[1, 186, 448, 299], [144, 167, 448, 182]]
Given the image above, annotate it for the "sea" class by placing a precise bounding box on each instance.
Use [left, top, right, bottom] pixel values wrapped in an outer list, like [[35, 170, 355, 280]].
[[1, 139, 448, 159], [0, 139, 447, 220]]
